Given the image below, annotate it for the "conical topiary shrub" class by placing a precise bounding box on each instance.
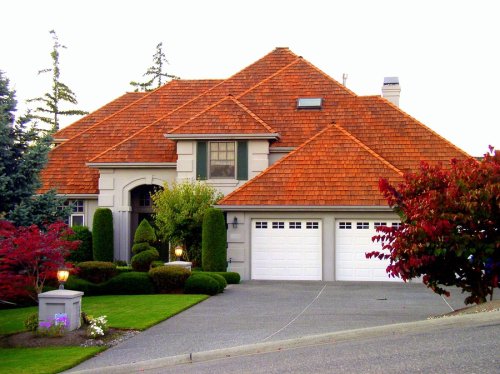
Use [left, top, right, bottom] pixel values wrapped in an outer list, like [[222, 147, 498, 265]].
[[131, 219, 158, 271]]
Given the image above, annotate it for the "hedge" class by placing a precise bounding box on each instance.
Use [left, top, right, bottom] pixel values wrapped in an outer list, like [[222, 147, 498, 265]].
[[184, 273, 219, 295], [205, 273, 227, 293], [67, 225, 93, 263], [194, 271, 240, 284], [77, 261, 116, 284], [131, 249, 159, 272], [101, 272, 155, 295], [201, 208, 227, 272], [92, 208, 114, 261], [149, 266, 191, 293]]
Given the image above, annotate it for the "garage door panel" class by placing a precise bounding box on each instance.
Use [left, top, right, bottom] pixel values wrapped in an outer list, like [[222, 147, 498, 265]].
[[251, 219, 322, 280], [336, 220, 401, 282]]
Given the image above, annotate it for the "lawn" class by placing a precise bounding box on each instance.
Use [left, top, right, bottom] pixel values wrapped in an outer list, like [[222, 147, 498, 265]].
[[0, 346, 105, 374], [0, 294, 208, 334], [0, 294, 208, 374]]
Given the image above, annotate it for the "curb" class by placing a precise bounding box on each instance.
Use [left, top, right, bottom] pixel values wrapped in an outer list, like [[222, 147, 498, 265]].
[[69, 310, 500, 373]]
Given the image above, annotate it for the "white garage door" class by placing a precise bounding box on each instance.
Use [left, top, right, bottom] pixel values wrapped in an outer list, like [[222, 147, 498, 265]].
[[336, 220, 401, 282], [251, 219, 322, 280]]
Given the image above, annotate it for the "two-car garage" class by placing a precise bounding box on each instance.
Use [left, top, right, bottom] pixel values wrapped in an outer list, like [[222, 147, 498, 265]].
[[250, 218, 401, 282]]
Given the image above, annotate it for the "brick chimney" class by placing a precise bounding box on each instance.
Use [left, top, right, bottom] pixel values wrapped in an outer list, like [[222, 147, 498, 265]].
[[382, 77, 401, 107]]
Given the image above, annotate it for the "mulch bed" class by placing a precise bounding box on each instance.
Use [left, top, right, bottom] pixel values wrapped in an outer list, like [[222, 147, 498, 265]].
[[0, 327, 140, 348]]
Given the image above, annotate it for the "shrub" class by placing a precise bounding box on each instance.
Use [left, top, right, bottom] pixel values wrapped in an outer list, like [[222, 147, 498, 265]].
[[65, 275, 101, 295], [67, 225, 93, 263], [114, 260, 128, 266], [101, 272, 155, 295], [184, 273, 219, 295], [131, 249, 159, 272], [149, 266, 191, 293], [77, 261, 117, 284], [132, 242, 154, 255], [194, 271, 240, 284], [202, 208, 227, 272], [116, 266, 133, 275], [205, 273, 227, 293], [151, 260, 165, 268], [134, 219, 157, 244], [24, 313, 39, 332], [92, 208, 114, 261]]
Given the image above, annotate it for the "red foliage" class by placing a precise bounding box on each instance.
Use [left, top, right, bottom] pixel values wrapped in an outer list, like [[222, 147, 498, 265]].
[[0, 220, 79, 303], [367, 148, 499, 304]]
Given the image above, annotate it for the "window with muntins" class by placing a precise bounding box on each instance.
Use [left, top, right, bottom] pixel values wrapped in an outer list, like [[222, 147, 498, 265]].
[[210, 141, 235, 178], [306, 222, 319, 229], [256, 222, 268, 229], [339, 222, 352, 229]]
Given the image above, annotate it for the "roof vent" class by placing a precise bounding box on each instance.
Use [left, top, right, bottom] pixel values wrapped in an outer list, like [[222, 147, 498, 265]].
[[297, 97, 323, 109]]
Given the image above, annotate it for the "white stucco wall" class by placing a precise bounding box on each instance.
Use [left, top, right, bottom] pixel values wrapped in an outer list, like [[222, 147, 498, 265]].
[[96, 167, 176, 261], [225, 210, 399, 281]]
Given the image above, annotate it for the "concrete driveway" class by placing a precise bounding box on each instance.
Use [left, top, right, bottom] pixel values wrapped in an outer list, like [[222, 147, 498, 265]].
[[69, 281, 471, 372]]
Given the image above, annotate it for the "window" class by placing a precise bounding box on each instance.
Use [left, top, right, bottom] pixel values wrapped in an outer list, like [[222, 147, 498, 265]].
[[210, 141, 235, 178], [357, 222, 369, 229], [289, 222, 302, 229], [139, 191, 151, 207], [339, 222, 352, 229], [392, 222, 402, 229], [374, 222, 387, 228], [306, 221, 319, 229], [256, 222, 268, 229], [64, 199, 85, 227], [272, 222, 285, 229]]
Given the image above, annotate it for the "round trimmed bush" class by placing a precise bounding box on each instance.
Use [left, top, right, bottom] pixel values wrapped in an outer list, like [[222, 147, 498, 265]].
[[132, 242, 154, 255], [202, 208, 227, 271], [184, 274, 219, 295], [102, 272, 155, 295], [193, 271, 240, 284], [77, 261, 117, 284], [131, 249, 159, 272], [92, 208, 114, 261], [65, 275, 101, 295], [149, 266, 191, 293], [205, 273, 227, 293]]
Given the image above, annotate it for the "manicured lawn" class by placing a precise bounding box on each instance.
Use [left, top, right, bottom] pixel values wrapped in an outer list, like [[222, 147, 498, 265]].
[[0, 346, 105, 374], [0, 294, 208, 334]]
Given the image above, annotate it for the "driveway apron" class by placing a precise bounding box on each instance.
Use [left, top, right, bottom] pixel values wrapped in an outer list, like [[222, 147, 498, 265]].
[[68, 281, 468, 371]]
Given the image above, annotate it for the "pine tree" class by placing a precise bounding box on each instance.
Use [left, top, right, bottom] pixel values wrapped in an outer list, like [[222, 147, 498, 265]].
[[130, 42, 179, 92], [0, 71, 69, 224], [27, 30, 88, 132]]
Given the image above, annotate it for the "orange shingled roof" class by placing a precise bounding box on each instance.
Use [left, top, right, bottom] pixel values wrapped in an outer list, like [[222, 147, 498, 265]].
[[54, 92, 146, 140], [40, 47, 470, 199], [167, 96, 277, 136], [218, 124, 404, 206]]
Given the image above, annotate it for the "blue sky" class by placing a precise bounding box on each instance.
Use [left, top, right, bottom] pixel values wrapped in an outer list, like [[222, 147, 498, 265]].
[[3, 0, 498, 156]]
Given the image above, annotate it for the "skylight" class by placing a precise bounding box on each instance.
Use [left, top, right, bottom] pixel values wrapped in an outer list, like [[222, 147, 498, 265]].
[[297, 98, 323, 109]]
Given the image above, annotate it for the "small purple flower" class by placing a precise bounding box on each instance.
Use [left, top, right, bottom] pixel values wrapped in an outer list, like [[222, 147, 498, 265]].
[[54, 313, 69, 327], [39, 321, 51, 329]]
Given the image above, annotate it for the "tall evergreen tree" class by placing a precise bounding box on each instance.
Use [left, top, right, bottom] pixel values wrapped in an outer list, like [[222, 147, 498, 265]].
[[27, 30, 87, 132], [0, 70, 69, 224], [130, 42, 179, 92]]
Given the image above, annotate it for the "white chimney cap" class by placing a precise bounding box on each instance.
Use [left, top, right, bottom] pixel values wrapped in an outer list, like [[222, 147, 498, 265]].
[[383, 77, 400, 85]]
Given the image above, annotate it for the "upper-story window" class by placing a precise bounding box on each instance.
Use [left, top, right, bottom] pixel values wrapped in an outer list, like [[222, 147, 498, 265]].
[[139, 191, 151, 207], [63, 199, 84, 227], [210, 141, 236, 178]]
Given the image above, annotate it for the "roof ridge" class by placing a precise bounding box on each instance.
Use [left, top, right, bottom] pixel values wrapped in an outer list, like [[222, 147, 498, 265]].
[[236, 57, 302, 99], [230, 97, 277, 133], [334, 123, 404, 176], [368, 96, 471, 159], [219, 124, 334, 204]]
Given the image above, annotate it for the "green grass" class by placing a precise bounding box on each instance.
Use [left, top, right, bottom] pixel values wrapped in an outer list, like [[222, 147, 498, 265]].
[[0, 346, 105, 374], [0, 294, 208, 335]]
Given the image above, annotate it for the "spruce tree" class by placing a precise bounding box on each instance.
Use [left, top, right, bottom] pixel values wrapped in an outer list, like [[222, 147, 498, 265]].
[[130, 42, 179, 92], [27, 30, 88, 132], [0, 71, 69, 224]]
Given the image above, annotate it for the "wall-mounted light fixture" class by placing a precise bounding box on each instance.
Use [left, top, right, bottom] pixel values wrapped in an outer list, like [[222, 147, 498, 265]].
[[232, 216, 239, 229]]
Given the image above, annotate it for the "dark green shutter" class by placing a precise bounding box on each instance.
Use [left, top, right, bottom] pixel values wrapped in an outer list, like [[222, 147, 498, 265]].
[[237, 141, 248, 180], [196, 141, 207, 180]]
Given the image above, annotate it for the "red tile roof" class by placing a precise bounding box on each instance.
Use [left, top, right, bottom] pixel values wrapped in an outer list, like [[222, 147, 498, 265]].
[[40, 47, 470, 202], [218, 124, 403, 206]]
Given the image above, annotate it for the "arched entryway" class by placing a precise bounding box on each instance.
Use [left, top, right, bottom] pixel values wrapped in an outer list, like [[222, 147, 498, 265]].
[[130, 184, 167, 260]]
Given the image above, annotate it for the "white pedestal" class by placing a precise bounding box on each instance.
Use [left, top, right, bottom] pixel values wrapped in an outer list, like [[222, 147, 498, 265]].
[[164, 261, 192, 271], [38, 289, 84, 331]]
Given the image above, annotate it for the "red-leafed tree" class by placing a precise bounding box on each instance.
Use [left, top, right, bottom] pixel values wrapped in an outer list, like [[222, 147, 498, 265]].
[[0, 220, 79, 304], [367, 148, 499, 305]]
